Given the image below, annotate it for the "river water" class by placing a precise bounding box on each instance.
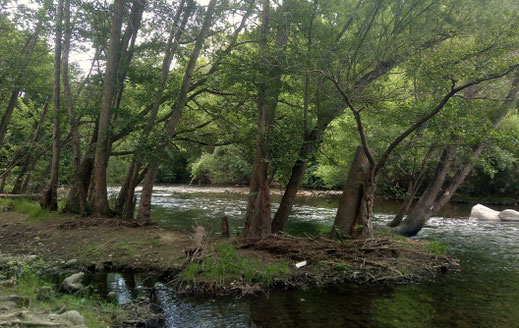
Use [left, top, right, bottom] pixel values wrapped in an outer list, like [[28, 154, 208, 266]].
[[104, 185, 519, 328]]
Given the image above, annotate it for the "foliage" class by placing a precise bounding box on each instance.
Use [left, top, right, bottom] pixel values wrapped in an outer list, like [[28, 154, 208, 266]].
[[190, 145, 252, 185]]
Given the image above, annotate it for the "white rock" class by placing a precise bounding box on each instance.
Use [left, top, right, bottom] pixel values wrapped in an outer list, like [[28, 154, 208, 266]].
[[469, 204, 500, 220], [60, 310, 86, 327], [63, 272, 85, 292], [65, 259, 78, 266], [498, 209, 519, 221]]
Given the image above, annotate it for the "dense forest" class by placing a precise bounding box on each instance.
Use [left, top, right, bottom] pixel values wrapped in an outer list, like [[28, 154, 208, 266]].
[[1, 0, 519, 239]]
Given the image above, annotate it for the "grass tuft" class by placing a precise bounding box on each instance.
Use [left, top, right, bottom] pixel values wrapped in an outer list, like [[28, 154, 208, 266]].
[[425, 240, 448, 256], [180, 242, 289, 288]]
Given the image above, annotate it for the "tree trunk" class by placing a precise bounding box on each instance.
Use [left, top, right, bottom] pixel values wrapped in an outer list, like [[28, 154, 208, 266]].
[[396, 145, 456, 236], [12, 100, 49, 194], [387, 145, 435, 227], [0, 174, 7, 193], [62, 0, 87, 215], [387, 180, 416, 228], [271, 160, 308, 233], [0, 90, 21, 148], [330, 146, 370, 238], [42, 0, 64, 211], [112, 0, 145, 111], [0, 24, 42, 149], [396, 74, 519, 236], [65, 144, 95, 212], [221, 216, 230, 238], [90, 0, 125, 216], [117, 0, 192, 218], [243, 0, 289, 240], [116, 159, 147, 219], [137, 0, 216, 221], [271, 129, 324, 233]]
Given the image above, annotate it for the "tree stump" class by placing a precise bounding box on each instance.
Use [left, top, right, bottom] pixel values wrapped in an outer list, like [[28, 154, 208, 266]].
[[221, 216, 230, 238]]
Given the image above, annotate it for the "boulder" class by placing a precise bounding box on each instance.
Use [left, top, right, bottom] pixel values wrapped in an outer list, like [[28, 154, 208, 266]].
[[60, 310, 86, 327], [63, 272, 85, 292], [65, 259, 78, 266], [498, 209, 519, 222], [50, 310, 87, 327], [469, 204, 500, 220]]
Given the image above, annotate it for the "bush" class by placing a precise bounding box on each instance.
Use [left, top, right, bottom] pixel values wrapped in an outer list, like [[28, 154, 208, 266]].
[[190, 145, 252, 184]]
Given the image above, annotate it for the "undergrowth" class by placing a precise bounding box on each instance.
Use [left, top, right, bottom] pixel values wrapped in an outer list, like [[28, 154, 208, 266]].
[[0, 198, 55, 220], [425, 240, 448, 256], [180, 242, 289, 287]]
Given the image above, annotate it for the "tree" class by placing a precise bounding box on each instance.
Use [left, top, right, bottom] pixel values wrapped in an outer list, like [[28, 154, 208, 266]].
[[42, 0, 64, 211], [395, 73, 519, 236]]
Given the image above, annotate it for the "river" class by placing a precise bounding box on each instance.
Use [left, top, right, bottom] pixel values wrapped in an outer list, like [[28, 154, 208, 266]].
[[104, 185, 519, 328]]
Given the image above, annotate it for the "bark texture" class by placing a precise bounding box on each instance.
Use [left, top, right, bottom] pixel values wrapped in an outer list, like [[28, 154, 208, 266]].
[[90, 0, 125, 216], [244, 0, 289, 240], [137, 0, 216, 221], [42, 0, 64, 211], [62, 0, 87, 214], [330, 146, 370, 238]]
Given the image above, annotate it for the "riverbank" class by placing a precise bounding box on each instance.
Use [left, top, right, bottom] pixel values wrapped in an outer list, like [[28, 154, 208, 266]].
[[0, 199, 457, 325]]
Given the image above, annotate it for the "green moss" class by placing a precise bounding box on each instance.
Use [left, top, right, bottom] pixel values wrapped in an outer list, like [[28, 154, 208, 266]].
[[180, 242, 289, 288]]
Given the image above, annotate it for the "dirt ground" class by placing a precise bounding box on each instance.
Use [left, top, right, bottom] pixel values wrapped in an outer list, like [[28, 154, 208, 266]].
[[0, 209, 457, 295], [0, 211, 193, 273]]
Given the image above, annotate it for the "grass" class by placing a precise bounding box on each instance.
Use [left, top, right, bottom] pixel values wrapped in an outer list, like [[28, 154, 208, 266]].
[[0, 266, 125, 327], [180, 242, 289, 288], [117, 239, 137, 257], [0, 198, 56, 220], [425, 240, 448, 256], [148, 238, 160, 247]]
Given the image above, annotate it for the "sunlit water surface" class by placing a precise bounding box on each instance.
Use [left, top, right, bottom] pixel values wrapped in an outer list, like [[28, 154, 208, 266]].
[[101, 185, 519, 328]]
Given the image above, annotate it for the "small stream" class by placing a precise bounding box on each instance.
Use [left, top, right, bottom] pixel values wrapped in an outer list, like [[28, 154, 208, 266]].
[[101, 185, 519, 327]]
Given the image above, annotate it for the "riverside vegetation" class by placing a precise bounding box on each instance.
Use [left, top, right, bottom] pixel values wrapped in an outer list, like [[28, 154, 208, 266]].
[[0, 197, 454, 326], [1, 0, 519, 326]]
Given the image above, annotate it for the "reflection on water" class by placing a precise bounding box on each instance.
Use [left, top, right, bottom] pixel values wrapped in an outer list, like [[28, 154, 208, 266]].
[[107, 273, 132, 304], [104, 185, 519, 327], [154, 283, 255, 328]]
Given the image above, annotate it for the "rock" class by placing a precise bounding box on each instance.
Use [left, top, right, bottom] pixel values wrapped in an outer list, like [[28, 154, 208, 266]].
[[33, 236, 41, 241], [28, 255, 38, 260], [63, 272, 85, 292], [107, 291, 117, 299], [59, 310, 86, 327], [65, 259, 78, 266], [469, 204, 500, 220], [498, 209, 519, 221]]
